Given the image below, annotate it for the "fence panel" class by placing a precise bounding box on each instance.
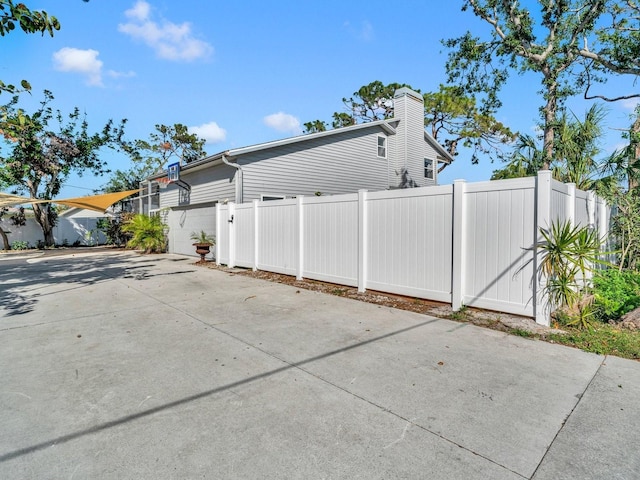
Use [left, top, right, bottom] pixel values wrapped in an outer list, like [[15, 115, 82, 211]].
[[574, 189, 591, 228], [256, 199, 298, 275], [366, 186, 453, 302], [216, 205, 231, 265], [463, 179, 536, 316], [302, 194, 359, 286], [233, 203, 255, 268]]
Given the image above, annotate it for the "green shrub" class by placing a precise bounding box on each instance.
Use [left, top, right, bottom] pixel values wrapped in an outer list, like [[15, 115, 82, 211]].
[[121, 214, 167, 253], [10, 240, 29, 250], [592, 270, 640, 322]]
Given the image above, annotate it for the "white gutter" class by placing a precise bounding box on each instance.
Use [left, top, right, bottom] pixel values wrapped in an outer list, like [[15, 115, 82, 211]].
[[222, 152, 243, 204]]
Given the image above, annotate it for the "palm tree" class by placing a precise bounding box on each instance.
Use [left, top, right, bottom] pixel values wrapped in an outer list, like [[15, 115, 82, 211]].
[[553, 104, 606, 190]]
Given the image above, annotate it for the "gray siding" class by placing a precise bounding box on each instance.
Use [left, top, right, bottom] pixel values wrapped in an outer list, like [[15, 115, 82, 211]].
[[239, 127, 391, 201], [160, 164, 236, 208], [391, 90, 437, 188]]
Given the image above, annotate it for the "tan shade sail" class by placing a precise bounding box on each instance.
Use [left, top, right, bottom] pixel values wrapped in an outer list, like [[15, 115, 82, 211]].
[[0, 189, 140, 213], [0, 193, 32, 208]]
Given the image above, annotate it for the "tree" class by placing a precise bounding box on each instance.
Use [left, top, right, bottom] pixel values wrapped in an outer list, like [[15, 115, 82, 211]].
[[492, 103, 607, 187], [0, 90, 127, 246], [132, 123, 206, 174], [102, 123, 207, 198], [594, 106, 640, 270], [444, 0, 640, 169], [424, 84, 515, 165], [303, 81, 515, 168]]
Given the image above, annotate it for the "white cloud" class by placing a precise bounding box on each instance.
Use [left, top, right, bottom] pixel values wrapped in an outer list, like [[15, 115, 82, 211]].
[[621, 98, 640, 111], [189, 121, 227, 144], [118, 0, 213, 62], [343, 20, 374, 42], [107, 70, 137, 79], [52, 47, 104, 86], [263, 112, 302, 135]]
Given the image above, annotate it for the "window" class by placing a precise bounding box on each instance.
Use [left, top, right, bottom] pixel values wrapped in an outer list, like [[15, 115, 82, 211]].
[[424, 158, 434, 179], [377, 136, 387, 158]]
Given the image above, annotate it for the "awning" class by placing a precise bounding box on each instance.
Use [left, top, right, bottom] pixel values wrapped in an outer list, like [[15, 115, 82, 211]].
[[0, 189, 140, 213]]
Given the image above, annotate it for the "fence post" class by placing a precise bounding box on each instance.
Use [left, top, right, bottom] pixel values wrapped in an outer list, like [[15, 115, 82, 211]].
[[534, 170, 552, 326], [452, 180, 466, 311], [253, 199, 259, 271], [297, 196, 304, 280], [216, 202, 221, 266], [358, 189, 368, 293], [228, 202, 236, 268]]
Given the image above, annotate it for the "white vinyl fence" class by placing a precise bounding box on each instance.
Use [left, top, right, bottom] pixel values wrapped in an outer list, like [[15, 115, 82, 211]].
[[0, 216, 106, 248], [216, 171, 609, 326]]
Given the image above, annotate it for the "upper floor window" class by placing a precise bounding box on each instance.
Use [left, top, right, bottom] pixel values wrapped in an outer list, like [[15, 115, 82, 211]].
[[377, 136, 387, 158], [424, 158, 434, 179]]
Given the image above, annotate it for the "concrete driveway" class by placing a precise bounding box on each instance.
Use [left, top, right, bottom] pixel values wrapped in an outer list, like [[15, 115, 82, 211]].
[[1, 251, 639, 479]]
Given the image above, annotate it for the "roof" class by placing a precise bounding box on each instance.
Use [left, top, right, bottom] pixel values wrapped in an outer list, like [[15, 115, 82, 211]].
[[149, 115, 454, 179], [150, 118, 399, 179]]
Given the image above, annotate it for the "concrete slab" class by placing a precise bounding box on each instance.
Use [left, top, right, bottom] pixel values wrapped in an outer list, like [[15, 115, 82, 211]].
[[532, 355, 640, 480], [1, 252, 638, 479]]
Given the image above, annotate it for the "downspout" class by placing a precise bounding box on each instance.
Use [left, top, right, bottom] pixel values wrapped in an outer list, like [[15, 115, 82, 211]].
[[222, 152, 243, 204]]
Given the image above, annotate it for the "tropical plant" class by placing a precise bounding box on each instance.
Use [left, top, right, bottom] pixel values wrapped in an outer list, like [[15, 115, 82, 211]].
[[121, 214, 166, 253], [537, 220, 609, 329], [190, 230, 215, 245]]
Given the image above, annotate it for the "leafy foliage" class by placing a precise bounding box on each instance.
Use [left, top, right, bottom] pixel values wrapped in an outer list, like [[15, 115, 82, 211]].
[[132, 123, 206, 171], [121, 213, 166, 253], [102, 123, 207, 199], [592, 270, 640, 321], [0, 0, 60, 37], [0, 0, 68, 96], [96, 213, 133, 247]]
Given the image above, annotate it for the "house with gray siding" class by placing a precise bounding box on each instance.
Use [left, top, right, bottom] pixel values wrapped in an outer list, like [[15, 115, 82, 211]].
[[145, 87, 454, 257]]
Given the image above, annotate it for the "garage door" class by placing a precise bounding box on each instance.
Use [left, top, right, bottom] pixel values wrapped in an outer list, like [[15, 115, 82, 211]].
[[166, 204, 217, 257]]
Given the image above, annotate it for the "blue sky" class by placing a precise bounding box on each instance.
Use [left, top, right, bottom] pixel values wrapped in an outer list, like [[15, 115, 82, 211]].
[[2, 0, 638, 199]]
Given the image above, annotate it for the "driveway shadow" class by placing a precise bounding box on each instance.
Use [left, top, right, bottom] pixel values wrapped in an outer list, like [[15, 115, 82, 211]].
[[0, 253, 194, 318]]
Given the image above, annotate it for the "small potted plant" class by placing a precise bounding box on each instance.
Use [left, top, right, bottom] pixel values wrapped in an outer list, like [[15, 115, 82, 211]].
[[190, 230, 215, 263]]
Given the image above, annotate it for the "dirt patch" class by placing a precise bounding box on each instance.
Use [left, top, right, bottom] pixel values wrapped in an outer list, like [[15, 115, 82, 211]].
[[200, 261, 560, 336]]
